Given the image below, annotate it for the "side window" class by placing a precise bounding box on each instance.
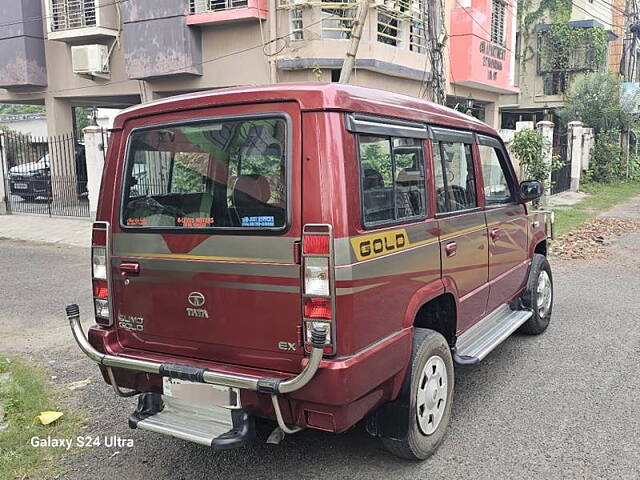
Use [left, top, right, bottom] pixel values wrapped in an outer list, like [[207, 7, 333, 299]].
[[359, 135, 426, 226], [478, 145, 512, 205], [433, 140, 477, 213]]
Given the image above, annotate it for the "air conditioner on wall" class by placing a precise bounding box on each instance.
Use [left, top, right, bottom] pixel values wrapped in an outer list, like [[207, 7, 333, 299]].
[[71, 45, 110, 79]]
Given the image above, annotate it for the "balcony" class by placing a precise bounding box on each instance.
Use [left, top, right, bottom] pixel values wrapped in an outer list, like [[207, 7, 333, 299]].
[[47, 0, 119, 42], [187, 0, 267, 25], [0, 0, 47, 89]]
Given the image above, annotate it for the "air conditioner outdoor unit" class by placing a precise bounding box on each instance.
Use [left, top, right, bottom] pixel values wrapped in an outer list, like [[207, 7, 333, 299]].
[[71, 44, 110, 78]]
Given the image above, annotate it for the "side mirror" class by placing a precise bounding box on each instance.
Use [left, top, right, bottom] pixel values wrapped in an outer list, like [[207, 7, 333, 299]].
[[519, 180, 543, 203]]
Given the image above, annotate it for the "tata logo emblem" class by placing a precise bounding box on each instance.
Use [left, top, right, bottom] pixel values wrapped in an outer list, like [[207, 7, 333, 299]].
[[188, 292, 206, 307], [186, 292, 208, 318]]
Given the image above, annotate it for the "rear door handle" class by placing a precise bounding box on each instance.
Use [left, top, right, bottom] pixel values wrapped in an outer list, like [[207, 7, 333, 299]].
[[119, 262, 140, 276], [445, 241, 458, 257], [490, 228, 502, 241]]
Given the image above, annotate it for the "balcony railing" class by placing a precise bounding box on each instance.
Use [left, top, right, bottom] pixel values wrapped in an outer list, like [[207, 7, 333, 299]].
[[51, 0, 96, 31], [190, 0, 250, 13]]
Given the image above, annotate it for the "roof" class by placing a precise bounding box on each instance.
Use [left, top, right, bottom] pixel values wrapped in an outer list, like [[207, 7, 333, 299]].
[[113, 83, 496, 136]]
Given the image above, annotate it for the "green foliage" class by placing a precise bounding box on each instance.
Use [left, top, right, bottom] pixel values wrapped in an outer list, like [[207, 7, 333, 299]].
[[540, 25, 608, 74], [511, 129, 560, 191], [518, 0, 573, 67], [171, 153, 207, 193], [560, 72, 635, 134], [360, 143, 392, 185], [0, 356, 84, 479], [552, 181, 640, 235], [628, 155, 640, 182], [585, 129, 623, 183], [74, 107, 92, 138], [0, 104, 44, 116]]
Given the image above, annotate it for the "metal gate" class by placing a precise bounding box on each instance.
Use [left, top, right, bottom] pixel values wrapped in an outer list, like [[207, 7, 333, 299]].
[[1, 131, 89, 217], [551, 124, 571, 195]]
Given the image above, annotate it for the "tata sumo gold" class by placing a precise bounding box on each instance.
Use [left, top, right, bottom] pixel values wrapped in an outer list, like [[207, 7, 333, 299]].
[[66, 84, 553, 460]]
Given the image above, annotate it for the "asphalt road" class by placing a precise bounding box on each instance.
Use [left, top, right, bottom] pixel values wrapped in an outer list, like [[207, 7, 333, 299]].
[[1, 218, 639, 479]]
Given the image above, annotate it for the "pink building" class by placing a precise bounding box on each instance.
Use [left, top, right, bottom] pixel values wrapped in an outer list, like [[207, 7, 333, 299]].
[[447, 0, 518, 126]]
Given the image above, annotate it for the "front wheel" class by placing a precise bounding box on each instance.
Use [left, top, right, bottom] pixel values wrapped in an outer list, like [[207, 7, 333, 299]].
[[519, 254, 553, 335], [381, 329, 454, 460]]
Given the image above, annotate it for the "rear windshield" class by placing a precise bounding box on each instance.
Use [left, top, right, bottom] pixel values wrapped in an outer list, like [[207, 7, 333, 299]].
[[121, 116, 288, 230]]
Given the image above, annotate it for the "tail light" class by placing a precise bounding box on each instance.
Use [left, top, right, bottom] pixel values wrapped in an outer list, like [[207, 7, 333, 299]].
[[302, 224, 335, 355], [92, 222, 112, 327]]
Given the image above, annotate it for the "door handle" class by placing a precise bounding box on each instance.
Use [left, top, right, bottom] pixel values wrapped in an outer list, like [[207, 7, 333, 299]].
[[119, 262, 140, 276], [490, 228, 502, 241], [445, 241, 458, 257]]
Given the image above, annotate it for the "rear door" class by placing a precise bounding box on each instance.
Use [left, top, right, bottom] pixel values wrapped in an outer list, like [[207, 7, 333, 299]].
[[110, 102, 304, 373], [432, 128, 489, 333], [477, 135, 528, 312]]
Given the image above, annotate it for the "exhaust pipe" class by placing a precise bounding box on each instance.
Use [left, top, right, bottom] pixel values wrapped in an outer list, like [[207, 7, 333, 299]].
[[65, 304, 327, 394]]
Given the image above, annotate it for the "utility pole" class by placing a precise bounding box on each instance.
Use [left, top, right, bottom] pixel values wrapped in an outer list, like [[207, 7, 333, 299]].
[[426, 0, 446, 104], [339, 0, 371, 84]]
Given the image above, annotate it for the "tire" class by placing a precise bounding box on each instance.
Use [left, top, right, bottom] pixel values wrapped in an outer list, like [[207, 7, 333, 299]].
[[381, 329, 454, 460], [519, 254, 553, 335]]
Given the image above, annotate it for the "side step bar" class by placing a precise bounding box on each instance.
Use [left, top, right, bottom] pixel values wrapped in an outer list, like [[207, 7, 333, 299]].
[[453, 304, 532, 365]]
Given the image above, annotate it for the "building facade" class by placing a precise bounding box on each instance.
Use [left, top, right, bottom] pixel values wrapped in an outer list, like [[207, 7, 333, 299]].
[[0, 0, 453, 135], [446, 0, 518, 127], [499, 0, 620, 129]]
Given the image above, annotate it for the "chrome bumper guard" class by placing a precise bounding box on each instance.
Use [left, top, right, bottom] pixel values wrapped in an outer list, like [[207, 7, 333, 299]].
[[65, 304, 328, 395]]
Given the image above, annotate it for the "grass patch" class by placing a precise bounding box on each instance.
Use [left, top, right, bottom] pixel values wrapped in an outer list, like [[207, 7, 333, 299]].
[[552, 182, 640, 236], [0, 356, 84, 480]]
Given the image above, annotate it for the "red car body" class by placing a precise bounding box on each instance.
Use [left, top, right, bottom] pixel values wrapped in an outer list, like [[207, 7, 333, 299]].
[[75, 83, 550, 448]]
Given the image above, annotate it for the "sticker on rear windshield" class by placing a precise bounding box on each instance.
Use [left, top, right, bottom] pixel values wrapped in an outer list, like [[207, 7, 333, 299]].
[[241, 216, 275, 227], [177, 217, 214, 228]]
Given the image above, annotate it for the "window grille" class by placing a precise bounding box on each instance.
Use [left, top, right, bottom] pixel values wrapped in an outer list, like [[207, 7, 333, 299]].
[[377, 9, 400, 46], [291, 8, 304, 40], [190, 0, 250, 13], [320, 0, 357, 39], [490, 0, 506, 46], [51, 0, 97, 31]]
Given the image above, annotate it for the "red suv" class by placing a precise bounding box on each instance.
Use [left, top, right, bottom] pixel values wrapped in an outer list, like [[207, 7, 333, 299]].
[[66, 84, 552, 460]]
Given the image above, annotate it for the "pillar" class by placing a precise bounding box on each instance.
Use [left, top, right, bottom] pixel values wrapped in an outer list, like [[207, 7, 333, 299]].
[[0, 132, 7, 214], [83, 126, 104, 220], [536, 120, 554, 205], [568, 120, 584, 192], [45, 96, 74, 137]]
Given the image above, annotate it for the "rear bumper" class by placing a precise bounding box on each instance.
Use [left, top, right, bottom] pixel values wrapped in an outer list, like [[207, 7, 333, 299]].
[[67, 304, 326, 396], [70, 305, 412, 433]]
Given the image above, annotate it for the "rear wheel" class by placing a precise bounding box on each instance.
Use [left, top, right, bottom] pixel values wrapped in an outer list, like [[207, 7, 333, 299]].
[[381, 329, 454, 460], [519, 254, 553, 335]]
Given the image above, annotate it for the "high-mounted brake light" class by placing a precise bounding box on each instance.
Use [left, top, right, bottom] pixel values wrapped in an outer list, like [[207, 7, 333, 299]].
[[92, 222, 112, 327], [302, 225, 335, 356]]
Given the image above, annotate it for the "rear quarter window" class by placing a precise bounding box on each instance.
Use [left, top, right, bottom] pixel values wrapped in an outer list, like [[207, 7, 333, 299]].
[[121, 116, 288, 230]]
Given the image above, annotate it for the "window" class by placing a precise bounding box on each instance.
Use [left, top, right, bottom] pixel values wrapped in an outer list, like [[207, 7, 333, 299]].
[[122, 117, 287, 229], [433, 141, 477, 213], [378, 10, 400, 46], [291, 8, 304, 40], [409, 0, 428, 53], [478, 145, 512, 204], [490, 0, 506, 46], [359, 136, 426, 226], [322, 0, 357, 39]]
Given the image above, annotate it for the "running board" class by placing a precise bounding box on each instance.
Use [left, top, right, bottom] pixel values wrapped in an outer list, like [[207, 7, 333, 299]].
[[129, 393, 254, 449], [453, 304, 532, 365]]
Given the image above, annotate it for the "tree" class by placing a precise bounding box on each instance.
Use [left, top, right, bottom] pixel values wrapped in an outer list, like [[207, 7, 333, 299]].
[[560, 72, 637, 135]]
